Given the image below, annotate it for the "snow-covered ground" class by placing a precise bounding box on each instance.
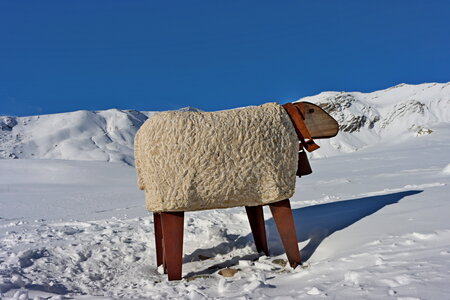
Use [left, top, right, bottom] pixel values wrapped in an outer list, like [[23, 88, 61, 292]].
[[1, 124, 450, 299], [1, 82, 450, 299]]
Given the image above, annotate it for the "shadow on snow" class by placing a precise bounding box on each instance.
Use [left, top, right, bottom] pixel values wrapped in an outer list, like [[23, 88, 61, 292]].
[[267, 190, 423, 261], [184, 190, 422, 277]]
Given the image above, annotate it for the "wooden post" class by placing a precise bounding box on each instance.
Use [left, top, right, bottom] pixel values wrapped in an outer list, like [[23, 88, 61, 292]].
[[245, 205, 269, 256], [153, 213, 164, 267], [269, 199, 301, 268], [160, 211, 184, 280]]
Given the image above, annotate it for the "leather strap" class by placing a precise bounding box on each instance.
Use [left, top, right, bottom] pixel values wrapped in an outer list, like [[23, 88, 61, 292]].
[[282, 103, 320, 152]]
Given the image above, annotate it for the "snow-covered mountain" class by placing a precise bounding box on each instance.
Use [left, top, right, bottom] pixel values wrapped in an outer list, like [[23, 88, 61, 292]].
[[304, 82, 450, 158], [0, 109, 156, 165], [1, 82, 450, 299], [1, 82, 449, 164]]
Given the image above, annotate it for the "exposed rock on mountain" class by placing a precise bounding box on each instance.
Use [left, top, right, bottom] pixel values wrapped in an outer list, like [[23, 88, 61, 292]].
[[299, 82, 450, 158]]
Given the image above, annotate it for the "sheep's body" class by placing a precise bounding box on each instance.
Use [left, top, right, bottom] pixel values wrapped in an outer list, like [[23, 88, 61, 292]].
[[134, 102, 298, 212]]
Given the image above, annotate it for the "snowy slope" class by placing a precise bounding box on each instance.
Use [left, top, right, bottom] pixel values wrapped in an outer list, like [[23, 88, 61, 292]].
[[1, 124, 450, 299], [1, 82, 450, 299], [302, 82, 450, 158], [1, 82, 449, 164], [0, 109, 155, 165]]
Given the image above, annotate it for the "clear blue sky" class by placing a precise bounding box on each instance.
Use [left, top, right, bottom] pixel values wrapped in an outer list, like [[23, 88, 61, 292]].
[[1, 1, 449, 116]]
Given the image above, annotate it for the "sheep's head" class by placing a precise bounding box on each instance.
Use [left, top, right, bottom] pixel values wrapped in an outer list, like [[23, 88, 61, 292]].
[[292, 101, 339, 139]]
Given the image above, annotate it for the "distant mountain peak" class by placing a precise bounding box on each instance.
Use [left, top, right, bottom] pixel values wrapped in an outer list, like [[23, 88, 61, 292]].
[[298, 82, 450, 158], [1, 83, 449, 163], [177, 106, 203, 112]]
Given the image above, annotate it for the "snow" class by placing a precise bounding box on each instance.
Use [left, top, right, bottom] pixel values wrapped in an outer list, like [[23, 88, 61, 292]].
[[0, 109, 155, 165], [1, 82, 450, 299], [1, 82, 449, 164], [299, 82, 450, 158], [0, 107, 200, 165]]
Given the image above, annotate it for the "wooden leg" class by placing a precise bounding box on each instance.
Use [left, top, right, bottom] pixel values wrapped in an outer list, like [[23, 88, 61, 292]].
[[160, 211, 184, 281], [153, 213, 164, 267], [245, 205, 269, 256], [269, 199, 301, 268]]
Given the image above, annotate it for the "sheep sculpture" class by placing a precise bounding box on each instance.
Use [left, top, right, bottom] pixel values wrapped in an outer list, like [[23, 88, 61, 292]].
[[134, 102, 338, 280]]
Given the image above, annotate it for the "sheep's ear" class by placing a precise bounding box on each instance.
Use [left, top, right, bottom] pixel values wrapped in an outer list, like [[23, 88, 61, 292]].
[[293, 102, 339, 139]]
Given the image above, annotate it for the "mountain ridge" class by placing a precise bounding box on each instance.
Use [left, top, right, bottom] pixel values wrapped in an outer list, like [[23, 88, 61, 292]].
[[1, 82, 449, 163], [299, 82, 450, 158]]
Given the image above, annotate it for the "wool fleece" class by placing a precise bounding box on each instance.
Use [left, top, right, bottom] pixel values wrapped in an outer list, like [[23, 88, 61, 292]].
[[134, 102, 299, 212]]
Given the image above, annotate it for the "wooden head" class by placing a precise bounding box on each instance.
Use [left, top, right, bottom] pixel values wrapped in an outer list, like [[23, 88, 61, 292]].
[[292, 102, 339, 139]]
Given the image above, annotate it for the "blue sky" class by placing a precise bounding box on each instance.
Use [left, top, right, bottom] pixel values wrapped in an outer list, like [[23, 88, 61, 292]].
[[1, 1, 449, 116]]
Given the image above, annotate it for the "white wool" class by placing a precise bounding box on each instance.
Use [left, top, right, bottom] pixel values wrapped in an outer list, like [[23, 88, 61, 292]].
[[134, 103, 298, 212]]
